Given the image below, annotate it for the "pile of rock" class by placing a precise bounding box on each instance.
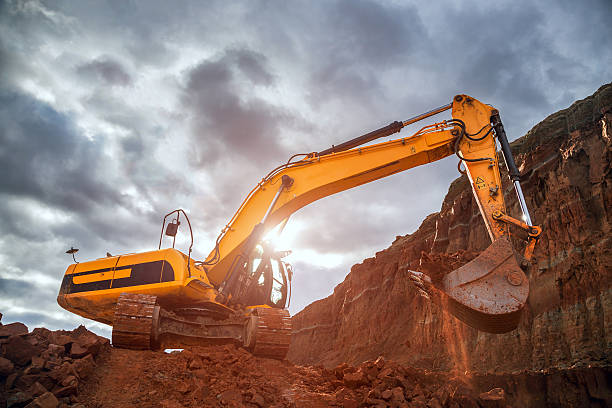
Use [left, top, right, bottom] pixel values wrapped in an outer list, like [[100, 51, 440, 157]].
[[321, 357, 507, 408], [0, 312, 109, 408]]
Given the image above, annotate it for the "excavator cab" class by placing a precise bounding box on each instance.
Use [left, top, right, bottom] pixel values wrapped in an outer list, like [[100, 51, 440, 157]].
[[242, 243, 291, 308]]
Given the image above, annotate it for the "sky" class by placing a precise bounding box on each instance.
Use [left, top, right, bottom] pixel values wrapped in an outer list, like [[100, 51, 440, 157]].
[[0, 0, 610, 338]]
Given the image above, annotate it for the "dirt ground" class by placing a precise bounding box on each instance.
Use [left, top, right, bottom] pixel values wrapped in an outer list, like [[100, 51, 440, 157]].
[[78, 343, 491, 408]]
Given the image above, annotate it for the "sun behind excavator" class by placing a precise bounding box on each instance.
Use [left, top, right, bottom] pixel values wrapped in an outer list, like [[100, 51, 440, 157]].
[[57, 94, 541, 359]]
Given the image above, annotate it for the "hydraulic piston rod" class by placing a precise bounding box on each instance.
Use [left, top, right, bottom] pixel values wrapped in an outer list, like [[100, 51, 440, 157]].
[[317, 103, 452, 156], [491, 111, 534, 226]]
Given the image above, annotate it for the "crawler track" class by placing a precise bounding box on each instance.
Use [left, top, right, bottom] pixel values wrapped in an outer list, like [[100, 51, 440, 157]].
[[245, 308, 292, 359], [112, 293, 159, 350]]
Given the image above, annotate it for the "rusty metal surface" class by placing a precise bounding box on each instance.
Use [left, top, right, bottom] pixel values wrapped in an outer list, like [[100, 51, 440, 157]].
[[112, 293, 157, 350], [441, 238, 529, 333], [245, 308, 292, 360]]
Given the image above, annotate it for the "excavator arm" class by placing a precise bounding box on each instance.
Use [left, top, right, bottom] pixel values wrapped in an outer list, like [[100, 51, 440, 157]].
[[204, 95, 540, 333]]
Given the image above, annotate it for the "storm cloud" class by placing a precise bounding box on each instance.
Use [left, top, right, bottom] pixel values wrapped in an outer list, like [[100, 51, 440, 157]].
[[0, 0, 609, 336]]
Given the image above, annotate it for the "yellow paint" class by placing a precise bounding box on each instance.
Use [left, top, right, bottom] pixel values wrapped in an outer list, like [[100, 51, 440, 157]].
[[58, 248, 219, 325], [112, 268, 132, 280], [73, 271, 114, 284]]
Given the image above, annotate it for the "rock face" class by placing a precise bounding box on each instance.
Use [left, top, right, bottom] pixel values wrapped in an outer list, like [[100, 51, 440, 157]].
[[289, 83, 612, 375]]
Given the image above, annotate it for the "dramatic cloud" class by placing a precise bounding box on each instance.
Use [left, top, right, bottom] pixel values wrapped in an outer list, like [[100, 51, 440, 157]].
[[76, 57, 133, 87], [0, 0, 609, 338]]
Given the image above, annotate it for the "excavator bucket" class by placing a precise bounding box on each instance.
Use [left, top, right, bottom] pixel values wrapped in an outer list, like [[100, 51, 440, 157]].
[[440, 238, 528, 333]]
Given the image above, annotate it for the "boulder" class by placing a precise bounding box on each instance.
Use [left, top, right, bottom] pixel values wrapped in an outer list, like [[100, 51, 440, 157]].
[[0, 356, 15, 376], [24, 392, 58, 408], [343, 371, 368, 388], [4, 335, 38, 366], [49, 362, 78, 384], [29, 382, 48, 397], [0, 322, 29, 338], [47, 333, 72, 348], [68, 343, 89, 359], [72, 354, 95, 378]]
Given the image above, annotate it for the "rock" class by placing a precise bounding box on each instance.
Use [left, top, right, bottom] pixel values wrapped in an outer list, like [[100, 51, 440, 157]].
[[60, 375, 78, 387], [24, 392, 58, 408], [0, 322, 28, 337], [19, 374, 55, 393], [188, 357, 203, 370], [47, 333, 72, 348], [49, 362, 78, 383], [4, 335, 39, 366], [16, 374, 46, 390], [343, 371, 368, 388], [0, 356, 15, 376], [31, 356, 45, 370], [390, 386, 406, 406], [479, 387, 506, 408], [29, 382, 48, 397], [72, 354, 95, 378], [174, 379, 190, 394], [217, 388, 242, 405], [31, 328, 52, 340], [479, 387, 505, 400], [26, 336, 39, 346], [6, 372, 18, 389], [427, 397, 443, 408], [193, 384, 210, 400], [378, 368, 393, 379], [191, 368, 209, 380], [68, 343, 89, 359], [52, 384, 77, 398], [251, 392, 266, 407], [365, 397, 387, 408], [6, 391, 33, 407], [46, 344, 65, 356], [72, 331, 105, 357], [367, 388, 381, 400]]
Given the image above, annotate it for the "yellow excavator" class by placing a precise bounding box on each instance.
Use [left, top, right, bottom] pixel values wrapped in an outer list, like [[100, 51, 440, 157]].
[[57, 95, 541, 359]]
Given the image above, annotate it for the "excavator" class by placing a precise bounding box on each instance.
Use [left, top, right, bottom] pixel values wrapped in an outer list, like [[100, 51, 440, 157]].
[[57, 94, 541, 359]]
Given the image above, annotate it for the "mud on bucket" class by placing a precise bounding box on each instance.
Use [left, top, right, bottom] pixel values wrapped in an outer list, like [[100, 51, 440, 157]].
[[440, 238, 529, 333]]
